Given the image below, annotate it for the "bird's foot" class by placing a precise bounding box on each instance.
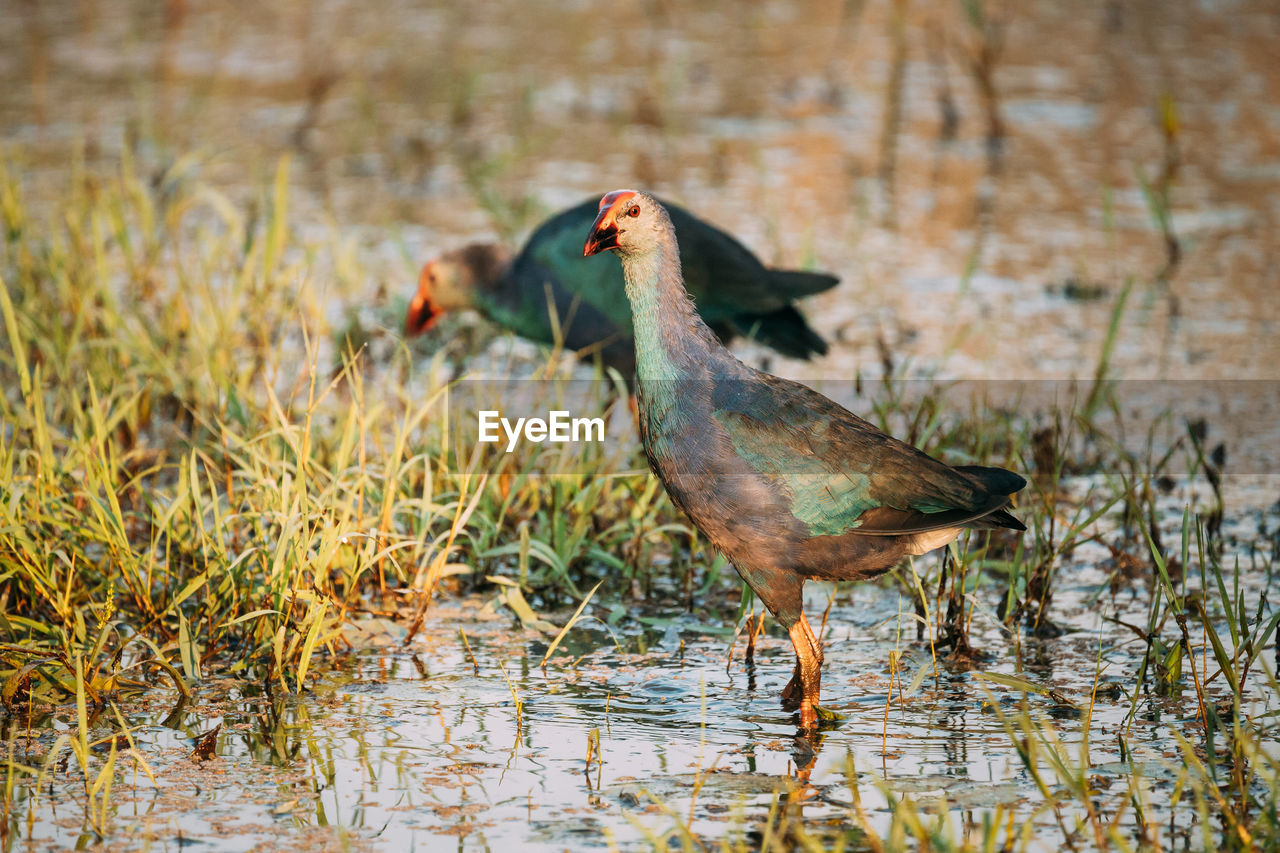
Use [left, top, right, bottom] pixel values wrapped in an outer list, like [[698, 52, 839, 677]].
[[797, 702, 846, 732], [813, 705, 846, 724]]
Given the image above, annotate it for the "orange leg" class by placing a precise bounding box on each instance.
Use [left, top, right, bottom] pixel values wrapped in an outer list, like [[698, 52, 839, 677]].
[[784, 613, 823, 730]]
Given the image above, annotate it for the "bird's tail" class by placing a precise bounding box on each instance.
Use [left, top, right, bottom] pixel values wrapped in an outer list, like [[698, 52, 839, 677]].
[[955, 465, 1027, 496], [955, 465, 1028, 531], [766, 269, 841, 298], [975, 508, 1026, 532], [737, 306, 829, 360]]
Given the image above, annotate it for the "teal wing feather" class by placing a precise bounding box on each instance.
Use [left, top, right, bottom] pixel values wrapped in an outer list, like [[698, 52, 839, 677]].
[[524, 199, 752, 331], [711, 375, 1010, 538], [712, 407, 877, 536], [523, 201, 635, 332], [523, 198, 838, 332], [668, 205, 827, 321]]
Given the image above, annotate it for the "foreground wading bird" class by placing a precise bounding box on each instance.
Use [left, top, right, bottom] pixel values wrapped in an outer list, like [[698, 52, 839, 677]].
[[405, 197, 838, 376], [583, 190, 1026, 730]]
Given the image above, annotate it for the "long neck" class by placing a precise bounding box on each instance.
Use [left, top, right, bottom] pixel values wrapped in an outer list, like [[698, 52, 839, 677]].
[[621, 241, 722, 384], [472, 248, 516, 304]]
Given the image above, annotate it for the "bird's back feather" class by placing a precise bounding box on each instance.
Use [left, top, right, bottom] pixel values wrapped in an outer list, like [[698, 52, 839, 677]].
[[517, 198, 834, 359]]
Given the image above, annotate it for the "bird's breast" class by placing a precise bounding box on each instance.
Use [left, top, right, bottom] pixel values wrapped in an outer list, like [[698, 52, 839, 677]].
[[636, 383, 806, 566]]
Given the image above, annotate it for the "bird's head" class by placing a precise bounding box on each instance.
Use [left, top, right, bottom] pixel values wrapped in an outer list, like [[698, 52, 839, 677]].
[[583, 190, 667, 259], [404, 244, 505, 336]]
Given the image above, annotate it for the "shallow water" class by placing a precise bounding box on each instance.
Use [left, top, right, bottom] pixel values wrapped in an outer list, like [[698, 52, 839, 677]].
[[7, 478, 1278, 851]]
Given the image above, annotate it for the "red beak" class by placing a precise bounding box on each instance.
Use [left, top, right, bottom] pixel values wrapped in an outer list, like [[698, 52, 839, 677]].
[[583, 189, 638, 257], [583, 211, 618, 257], [405, 282, 441, 335]]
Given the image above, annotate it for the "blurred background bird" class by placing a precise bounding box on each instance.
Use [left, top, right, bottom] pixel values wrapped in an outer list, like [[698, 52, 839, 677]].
[[406, 196, 839, 378]]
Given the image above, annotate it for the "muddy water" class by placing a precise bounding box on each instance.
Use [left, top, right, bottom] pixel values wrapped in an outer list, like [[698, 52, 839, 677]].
[[8, 488, 1279, 852], [6, 480, 1279, 850]]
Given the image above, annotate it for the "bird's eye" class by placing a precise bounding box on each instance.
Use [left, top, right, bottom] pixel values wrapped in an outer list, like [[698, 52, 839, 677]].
[[627, 205, 640, 218]]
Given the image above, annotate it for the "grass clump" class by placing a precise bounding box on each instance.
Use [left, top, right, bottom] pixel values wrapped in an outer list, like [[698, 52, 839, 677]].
[[0, 147, 683, 705]]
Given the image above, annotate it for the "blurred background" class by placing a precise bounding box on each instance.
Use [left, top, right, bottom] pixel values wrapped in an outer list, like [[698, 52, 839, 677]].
[[2, 0, 1275, 382]]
